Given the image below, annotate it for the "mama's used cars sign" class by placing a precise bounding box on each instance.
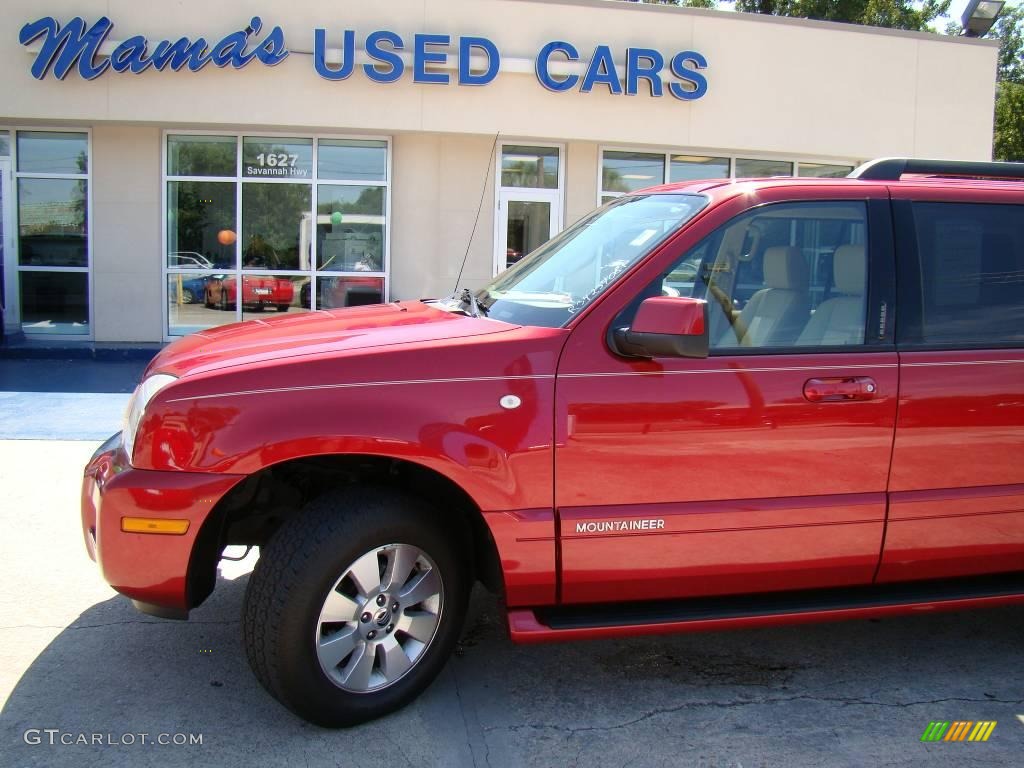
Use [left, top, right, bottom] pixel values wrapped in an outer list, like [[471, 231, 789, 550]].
[[19, 16, 708, 100]]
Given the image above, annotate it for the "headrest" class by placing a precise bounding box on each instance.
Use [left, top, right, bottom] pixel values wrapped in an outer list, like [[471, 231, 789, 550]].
[[833, 244, 866, 295], [763, 246, 808, 291]]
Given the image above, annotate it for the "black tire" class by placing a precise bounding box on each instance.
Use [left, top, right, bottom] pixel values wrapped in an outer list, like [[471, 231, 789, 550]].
[[242, 487, 469, 727], [276, 304, 290, 312], [219, 290, 233, 312]]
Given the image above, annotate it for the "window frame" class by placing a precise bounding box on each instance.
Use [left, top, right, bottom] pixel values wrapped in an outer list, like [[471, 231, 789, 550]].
[[612, 197, 894, 356], [6, 126, 94, 340], [597, 146, 858, 206], [161, 129, 392, 340]]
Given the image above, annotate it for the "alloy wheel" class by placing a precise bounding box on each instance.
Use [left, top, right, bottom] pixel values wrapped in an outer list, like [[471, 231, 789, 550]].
[[314, 543, 444, 693]]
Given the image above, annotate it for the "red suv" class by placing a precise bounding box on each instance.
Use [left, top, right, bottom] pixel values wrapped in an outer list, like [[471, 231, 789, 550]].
[[82, 158, 1024, 726]]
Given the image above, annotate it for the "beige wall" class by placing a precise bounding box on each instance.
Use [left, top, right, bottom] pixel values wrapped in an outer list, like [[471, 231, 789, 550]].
[[391, 133, 497, 300], [90, 126, 162, 341], [565, 141, 599, 227], [0, 0, 997, 160]]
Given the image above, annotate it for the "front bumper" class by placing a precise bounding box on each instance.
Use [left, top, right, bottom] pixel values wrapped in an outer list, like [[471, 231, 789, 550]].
[[81, 433, 244, 617]]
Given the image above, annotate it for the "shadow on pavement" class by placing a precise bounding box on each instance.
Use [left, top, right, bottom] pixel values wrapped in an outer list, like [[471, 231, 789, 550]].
[[0, 359, 149, 394], [3, 572, 1023, 768], [0, 360, 151, 439]]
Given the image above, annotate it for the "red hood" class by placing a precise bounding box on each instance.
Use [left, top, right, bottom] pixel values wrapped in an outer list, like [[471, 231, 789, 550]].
[[148, 301, 516, 378]]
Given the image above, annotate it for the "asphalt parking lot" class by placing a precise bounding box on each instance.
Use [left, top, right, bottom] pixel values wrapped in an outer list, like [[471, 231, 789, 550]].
[[1, 361, 1023, 767]]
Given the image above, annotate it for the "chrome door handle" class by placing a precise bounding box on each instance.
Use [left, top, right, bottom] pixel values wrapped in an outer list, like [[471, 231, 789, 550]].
[[803, 376, 877, 402]]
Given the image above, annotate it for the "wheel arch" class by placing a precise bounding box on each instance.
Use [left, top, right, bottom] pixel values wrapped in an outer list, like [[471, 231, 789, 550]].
[[186, 453, 505, 610]]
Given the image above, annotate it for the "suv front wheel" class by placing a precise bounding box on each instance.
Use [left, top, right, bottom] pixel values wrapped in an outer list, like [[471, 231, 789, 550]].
[[242, 487, 469, 726]]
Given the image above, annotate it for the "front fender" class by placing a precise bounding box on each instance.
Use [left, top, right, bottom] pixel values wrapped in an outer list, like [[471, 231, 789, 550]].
[[135, 351, 558, 513]]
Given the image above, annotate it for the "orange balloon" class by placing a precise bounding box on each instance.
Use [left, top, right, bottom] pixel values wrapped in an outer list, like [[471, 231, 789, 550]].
[[217, 229, 237, 246]]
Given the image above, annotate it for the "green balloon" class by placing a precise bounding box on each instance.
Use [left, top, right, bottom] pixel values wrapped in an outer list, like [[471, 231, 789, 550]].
[[330, 211, 343, 226]]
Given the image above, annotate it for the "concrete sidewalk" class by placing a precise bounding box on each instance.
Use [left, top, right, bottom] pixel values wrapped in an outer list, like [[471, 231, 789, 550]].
[[0, 359, 147, 440]]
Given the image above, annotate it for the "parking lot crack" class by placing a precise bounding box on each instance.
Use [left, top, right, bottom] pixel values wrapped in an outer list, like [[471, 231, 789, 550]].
[[451, 662, 490, 768], [483, 693, 1024, 735]]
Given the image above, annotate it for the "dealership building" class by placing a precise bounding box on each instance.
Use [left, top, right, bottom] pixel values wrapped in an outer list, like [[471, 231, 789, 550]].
[[0, 0, 999, 343]]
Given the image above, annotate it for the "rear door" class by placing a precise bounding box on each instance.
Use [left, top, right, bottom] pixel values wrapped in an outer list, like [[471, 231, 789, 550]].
[[879, 185, 1024, 581], [556, 185, 899, 604]]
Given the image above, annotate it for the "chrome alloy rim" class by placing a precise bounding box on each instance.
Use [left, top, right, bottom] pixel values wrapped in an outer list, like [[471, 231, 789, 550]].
[[315, 543, 444, 693]]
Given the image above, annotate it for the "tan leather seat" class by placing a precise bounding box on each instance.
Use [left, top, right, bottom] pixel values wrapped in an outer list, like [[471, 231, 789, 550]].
[[796, 244, 867, 346], [720, 246, 810, 347]]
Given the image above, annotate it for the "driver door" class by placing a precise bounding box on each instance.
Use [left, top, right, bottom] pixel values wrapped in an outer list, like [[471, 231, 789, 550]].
[[555, 187, 899, 604]]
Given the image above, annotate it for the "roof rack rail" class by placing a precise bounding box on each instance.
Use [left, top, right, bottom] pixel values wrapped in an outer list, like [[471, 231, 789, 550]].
[[849, 157, 1024, 181]]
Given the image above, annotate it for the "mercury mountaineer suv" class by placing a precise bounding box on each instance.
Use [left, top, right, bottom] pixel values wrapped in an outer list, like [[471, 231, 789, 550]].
[[82, 158, 1024, 726]]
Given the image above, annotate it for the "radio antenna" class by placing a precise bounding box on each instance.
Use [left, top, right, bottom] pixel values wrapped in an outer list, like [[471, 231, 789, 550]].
[[454, 131, 500, 294]]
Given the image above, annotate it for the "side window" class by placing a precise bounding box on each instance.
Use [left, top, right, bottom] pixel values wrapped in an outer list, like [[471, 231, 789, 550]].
[[625, 201, 869, 351], [908, 202, 1024, 346]]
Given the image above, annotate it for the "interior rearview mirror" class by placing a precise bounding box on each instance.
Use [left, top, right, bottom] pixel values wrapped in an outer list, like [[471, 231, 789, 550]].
[[611, 296, 709, 359]]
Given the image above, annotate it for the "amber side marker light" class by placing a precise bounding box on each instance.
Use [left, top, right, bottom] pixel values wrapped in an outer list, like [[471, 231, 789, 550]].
[[121, 517, 190, 535]]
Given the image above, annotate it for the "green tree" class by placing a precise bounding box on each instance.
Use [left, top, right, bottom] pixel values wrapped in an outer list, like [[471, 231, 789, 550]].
[[733, 0, 950, 31], [994, 82, 1024, 160], [994, 1, 1024, 83], [993, 3, 1024, 160], [628, 0, 719, 8]]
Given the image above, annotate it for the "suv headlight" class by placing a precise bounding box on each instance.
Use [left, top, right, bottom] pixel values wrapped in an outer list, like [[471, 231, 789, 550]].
[[122, 374, 177, 466]]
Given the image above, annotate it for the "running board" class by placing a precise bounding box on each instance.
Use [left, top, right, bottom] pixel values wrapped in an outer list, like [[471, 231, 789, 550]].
[[508, 573, 1024, 643]]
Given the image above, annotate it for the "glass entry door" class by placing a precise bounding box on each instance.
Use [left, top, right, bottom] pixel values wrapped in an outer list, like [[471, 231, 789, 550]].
[[495, 190, 559, 274]]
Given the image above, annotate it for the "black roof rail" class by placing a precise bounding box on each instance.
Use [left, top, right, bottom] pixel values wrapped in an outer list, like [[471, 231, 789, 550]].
[[849, 157, 1024, 181]]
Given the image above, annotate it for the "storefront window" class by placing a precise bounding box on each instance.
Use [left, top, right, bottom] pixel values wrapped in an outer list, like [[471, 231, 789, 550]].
[[317, 185, 385, 272], [243, 137, 313, 179], [241, 183, 311, 271], [600, 150, 850, 205], [602, 151, 665, 195], [735, 158, 794, 178], [0, 131, 10, 157], [167, 134, 236, 177], [798, 162, 854, 178], [16, 130, 90, 335], [318, 139, 387, 181], [669, 155, 729, 182], [166, 181, 236, 269], [18, 131, 88, 174], [501, 145, 558, 189], [165, 133, 389, 338]]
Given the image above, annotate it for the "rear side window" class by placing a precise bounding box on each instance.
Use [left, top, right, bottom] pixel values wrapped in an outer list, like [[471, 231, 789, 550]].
[[910, 202, 1024, 346]]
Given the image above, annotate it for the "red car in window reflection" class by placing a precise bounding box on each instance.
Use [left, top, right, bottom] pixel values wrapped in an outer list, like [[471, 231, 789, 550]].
[[205, 274, 294, 312], [299, 277, 383, 309]]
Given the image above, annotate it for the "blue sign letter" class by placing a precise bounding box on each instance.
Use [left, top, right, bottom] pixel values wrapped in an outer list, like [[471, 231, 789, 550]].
[[581, 45, 622, 95], [109, 35, 153, 74], [314, 28, 355, 80], [254, 23, 288, 66], [414, 34, 450, 84], [668, 51, 707, 101], [536, 41, 579, 92], [459, 36, 499, 86], [363, 30, 404, 83], [20, 16, 112, 80], [625, 48, 664, 97]]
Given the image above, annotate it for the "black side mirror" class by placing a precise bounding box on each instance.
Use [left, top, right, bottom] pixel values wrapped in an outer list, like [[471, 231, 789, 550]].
[[610, 296, 709, 359]]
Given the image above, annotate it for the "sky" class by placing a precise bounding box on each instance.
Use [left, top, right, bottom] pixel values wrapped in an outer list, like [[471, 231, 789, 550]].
[[945, 0, 971, 29]]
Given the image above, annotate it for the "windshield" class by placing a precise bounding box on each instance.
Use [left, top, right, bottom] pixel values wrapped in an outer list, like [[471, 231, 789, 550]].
[[476, 194, 707, 327]]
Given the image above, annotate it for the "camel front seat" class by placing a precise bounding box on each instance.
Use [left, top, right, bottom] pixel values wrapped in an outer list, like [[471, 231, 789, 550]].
[[719, 246, 810, 347]]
